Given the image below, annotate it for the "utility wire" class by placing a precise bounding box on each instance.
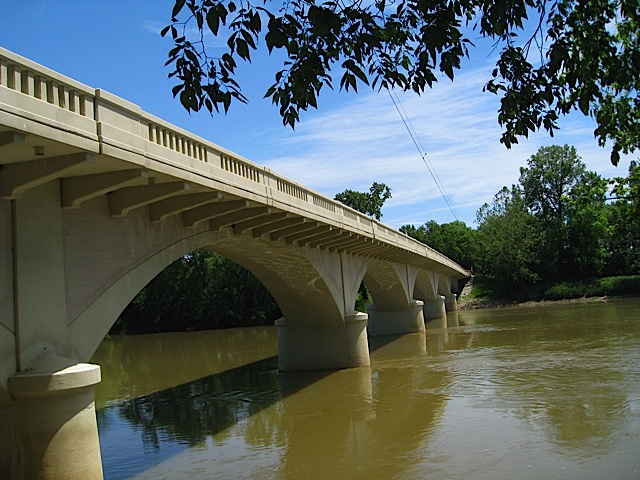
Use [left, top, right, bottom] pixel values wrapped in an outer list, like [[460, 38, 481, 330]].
[[386, 88, 460, 221]]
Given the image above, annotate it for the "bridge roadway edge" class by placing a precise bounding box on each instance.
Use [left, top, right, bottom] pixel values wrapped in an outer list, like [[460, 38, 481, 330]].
[[0, 47, 469, 479]]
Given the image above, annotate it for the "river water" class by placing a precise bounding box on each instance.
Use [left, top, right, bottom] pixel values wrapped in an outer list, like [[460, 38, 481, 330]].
[[91, 298, 640, 480]]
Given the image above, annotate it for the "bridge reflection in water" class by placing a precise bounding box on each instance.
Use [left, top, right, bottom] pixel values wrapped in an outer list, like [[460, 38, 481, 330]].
[[92, 327, 448, 480]]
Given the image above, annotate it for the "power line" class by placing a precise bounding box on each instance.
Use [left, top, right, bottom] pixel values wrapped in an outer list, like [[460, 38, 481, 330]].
[[386, 88, 460, 221]]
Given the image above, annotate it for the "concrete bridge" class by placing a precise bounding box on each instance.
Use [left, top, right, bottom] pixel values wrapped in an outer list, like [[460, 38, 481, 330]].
[[0, 47, 468, 479]]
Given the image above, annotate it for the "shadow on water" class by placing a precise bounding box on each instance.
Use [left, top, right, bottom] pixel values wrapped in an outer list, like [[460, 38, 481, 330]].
[[94, 324, 454, 480], [97, 353, 339, 480]]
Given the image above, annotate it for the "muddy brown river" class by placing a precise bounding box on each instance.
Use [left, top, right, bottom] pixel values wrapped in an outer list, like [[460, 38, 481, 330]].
[[91, 298, 640, 479]]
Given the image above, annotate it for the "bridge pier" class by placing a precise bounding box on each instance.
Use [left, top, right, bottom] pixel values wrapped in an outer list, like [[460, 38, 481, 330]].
[[8, 354, 103, 480], [275, 314, 370, 371], [422, 295, 447, 322], [445, 294, 458, 312], [366, 300, 425, 336]]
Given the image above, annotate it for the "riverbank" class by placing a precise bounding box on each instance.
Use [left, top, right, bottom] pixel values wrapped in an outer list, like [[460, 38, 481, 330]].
[[457, 275, 640, 310], [459, 294, 616, 310]]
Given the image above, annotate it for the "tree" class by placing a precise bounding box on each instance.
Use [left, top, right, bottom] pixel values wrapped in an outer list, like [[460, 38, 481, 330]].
[[334, 182, 391, 220], [607, 161, 640, 274], [519, 144, 588, 278], [400, 220, 479, 269], [476, 186, 541, 297], [115, 250, 281, 334], [565, 171, 610, 277], [164, 0, 639, 163]]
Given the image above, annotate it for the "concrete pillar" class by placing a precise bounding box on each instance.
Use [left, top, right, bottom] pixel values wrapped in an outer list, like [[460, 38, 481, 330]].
[[275, 313, 370, 371], [8, 353, 103, 480], [445, 294, 458, 312], [366, 300, 425, 336], [422, 295, 446, 322]]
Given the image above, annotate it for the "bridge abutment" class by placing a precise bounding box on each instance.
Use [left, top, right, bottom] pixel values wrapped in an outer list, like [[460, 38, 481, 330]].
[[366, 300, 425, 336], [8, 353, 103, 479], [275, 314, 370, 371]]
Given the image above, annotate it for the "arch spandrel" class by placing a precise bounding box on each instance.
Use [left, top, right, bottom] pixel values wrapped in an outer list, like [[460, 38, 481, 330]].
[[413, 269, 437, 302], [68, 228, 347, 361], [363, 260, 412, 312], [299, 249, 370, 317], [210, 235, 346, 327]]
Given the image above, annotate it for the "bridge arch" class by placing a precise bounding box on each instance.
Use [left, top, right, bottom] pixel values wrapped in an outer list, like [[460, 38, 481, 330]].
[[363, 259, 412, 311], [67, 210, 355, 363]]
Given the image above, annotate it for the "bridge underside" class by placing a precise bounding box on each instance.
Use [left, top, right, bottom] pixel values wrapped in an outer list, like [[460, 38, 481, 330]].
[[0, 175, 461, 479], [0, 47, 468, 479]]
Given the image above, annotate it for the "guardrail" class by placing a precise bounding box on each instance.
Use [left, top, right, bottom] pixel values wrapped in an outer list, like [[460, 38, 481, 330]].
[[0, 47, 468, 277]]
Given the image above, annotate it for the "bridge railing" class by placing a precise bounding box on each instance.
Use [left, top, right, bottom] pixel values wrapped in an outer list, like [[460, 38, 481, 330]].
[[0, 48, 96, 142], [0, 47, 467, 276]]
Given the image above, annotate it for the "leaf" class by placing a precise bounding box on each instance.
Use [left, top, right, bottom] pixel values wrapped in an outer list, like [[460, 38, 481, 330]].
[[236, 38, 250, 61], [344, 59, 370, 85], [240, 28, 257, 50], [578, 94, 590, 115], [172, 0, 187, 20], [206, 8, 221, 35]]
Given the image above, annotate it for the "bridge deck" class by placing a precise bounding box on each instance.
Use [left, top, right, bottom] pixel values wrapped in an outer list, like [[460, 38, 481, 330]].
[[0, 46, 467, 278]]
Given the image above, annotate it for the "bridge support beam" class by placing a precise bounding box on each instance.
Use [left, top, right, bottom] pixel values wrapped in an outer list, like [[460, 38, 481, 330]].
[[8, 354, 103, 480], [422, 295, 446, 322], [366, 300, 425, 336], [275, 313, 370, 371]]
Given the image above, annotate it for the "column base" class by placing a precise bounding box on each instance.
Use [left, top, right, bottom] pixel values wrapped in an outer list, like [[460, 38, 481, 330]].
[[276, 314, 370, 371], [423, 295, 446, 322], [366, 300, 425, 336], [8, 353, 103, 480]]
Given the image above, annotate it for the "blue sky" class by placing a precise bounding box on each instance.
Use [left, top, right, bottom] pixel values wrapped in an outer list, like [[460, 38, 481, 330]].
[[1, 0, 634, 228]]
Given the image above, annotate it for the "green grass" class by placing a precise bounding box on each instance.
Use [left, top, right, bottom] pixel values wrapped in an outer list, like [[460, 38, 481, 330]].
[[468, 274, 640, 302], [466, 275, 503, 300], [543, 275, 640, 300]]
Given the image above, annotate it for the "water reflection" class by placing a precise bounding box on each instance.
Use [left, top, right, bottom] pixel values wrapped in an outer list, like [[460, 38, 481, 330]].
[[94, 299, 640, 479]]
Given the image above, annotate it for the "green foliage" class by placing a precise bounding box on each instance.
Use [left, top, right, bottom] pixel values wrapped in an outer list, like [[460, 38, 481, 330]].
[[113, 250, 281, 334], [465, 275, 502, 300], [565, 171, 611, 277], [165, 0, 638, 161], [334, 182, 391, 220], [469, 144, 640, 300], [476, 185, 541, 297], [542, 275, 640, 300], [606, 161, 640, 275], [400, 220, 479, 269], [518, 145, 609, 280], [355, 283, 372, 312]]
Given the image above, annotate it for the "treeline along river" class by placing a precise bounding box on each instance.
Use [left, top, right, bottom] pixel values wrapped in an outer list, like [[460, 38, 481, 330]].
[[91, 298, 640, 480]]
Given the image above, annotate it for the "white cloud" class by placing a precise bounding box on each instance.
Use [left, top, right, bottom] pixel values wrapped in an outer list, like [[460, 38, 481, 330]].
[[258, 63, 633, 228]]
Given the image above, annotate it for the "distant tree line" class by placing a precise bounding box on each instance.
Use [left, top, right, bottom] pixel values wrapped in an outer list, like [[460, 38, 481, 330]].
[[401, 145, 640, 299], [113, 250, 281, 334]]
